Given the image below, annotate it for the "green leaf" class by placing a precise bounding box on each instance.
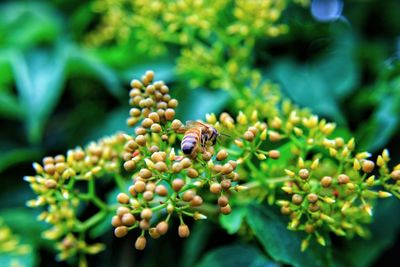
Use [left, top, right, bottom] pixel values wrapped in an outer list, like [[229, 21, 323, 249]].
[[0, 91, 24, 119], [10, 45, 68, 144], [0, 147, 42, 173], [219, 206, 246, 234], [0, 2, 61, 48], [357, 77, 400, 152], [196, 244, 277, 267], [357, 96, 398, 152], [67, 46, 124, 101], [267, 35, 358, 125], [175, 87, 230, 122], [269, 58, 345, 124], [82, 106, 131, 144], [179, 222, 212, 267], [246, 204, 332, 267]]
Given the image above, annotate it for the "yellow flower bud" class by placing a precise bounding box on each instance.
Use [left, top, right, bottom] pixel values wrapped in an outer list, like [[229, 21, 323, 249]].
[[377, 156, 385, 167], [311, 158, 319, 170], [378, 191, 392, 198], [284, 169, 295, 177]]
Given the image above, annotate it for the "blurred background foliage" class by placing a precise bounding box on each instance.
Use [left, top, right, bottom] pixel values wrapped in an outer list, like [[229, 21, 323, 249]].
[[0, 0, 399, 266]]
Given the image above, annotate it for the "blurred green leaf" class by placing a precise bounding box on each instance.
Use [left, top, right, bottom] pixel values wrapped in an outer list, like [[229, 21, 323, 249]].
[[358, 96, 398, 152], [180, 222, 212, 267], [357, 78, 400, 152], [246, 203, 332, 267], [0, 91, 24, 119], [67, 46, 124, 101], [10, 45, 68, 144], [89, 212, 113, 239], [0, 148, 42, 173], [219, 206, 246, 234], [0, 51, 14, 84], [0, 2, 61, 48], [269, 58, 345, 123], [83, 107, 131, 143], [69, 2, 96, 39], [0, 250, 36, 267], [175, 87, 230, 122], [196, 244, 276, 267], [268, 36, 358, 125]]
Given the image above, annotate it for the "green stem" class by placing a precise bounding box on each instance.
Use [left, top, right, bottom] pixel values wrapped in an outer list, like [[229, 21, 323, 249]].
[[77, 210, 108, 232], [88, 177, 95, 196], [151, 203, 168, 212], [114, 174, 127, 193]]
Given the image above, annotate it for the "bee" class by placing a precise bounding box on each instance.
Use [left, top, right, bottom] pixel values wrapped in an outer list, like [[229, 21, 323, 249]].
[[181, 121, 219, 156]]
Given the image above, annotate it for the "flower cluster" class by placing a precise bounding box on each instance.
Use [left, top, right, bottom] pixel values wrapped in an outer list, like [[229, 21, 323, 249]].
[[201, 98, 400, 250], [25, 71, 400, 264], [112, 71, 241, 249], [24, 133, 128, 263], [86, 0, 289, 47], [85, 0, 297, 94]]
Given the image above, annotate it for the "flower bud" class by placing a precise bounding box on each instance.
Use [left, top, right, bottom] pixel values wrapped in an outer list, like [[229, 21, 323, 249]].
[[210, 183, 222, 194], [268, 150, 280, 159], [178, 224, 190, 238], [114, 226, 128, 238], [338, 174, 350, 185], [149, 228, 160, 239], [135, 236, 147, 250], [320, 176, 332, 187], [190, 195, 203, 207], [140, 208, 153, 220], [182, 190, 195, 202], [362, 160, 375, 173], [156, 221, 169, 235], [292, 194, 303, 205], [117, 193, 130, 204], [307, 193, 318, 203], [121, 213, 136, 226], [155, 185, 168, 196], [216, 150, 228, 161], [172, 179, 185, 192], [390, 170, 400, 180], [217, 195, 229, 207], [187, 168, 199, 178], [111, 216, 122, 227], [298, 169, 309, 180], [220, 204, 232, 215]]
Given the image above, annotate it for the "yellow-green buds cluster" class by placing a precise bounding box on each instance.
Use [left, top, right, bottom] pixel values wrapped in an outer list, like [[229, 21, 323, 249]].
[[0, 218, 31, 255], [201, 90, 400, 250], [25, 70, 400, 262], [228, 0, 289, 37], [127, 70, 178, 128], [272, 118, 400, 250], [25, 133, 127, 261], [115, 72, 241, 249]]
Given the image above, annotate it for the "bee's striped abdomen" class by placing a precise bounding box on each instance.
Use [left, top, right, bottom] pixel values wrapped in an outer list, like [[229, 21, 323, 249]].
[[181, 128, 201, 155]]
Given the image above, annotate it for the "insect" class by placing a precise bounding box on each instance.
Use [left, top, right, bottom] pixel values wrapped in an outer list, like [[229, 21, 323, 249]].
[[181, 121, 219, 156]]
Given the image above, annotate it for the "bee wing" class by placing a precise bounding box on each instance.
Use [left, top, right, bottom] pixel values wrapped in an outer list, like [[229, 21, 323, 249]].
[[185, 120, 208, 129]]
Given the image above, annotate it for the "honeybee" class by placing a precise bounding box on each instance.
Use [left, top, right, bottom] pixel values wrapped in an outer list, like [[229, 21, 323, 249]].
[[181, 121, 219, 156]]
